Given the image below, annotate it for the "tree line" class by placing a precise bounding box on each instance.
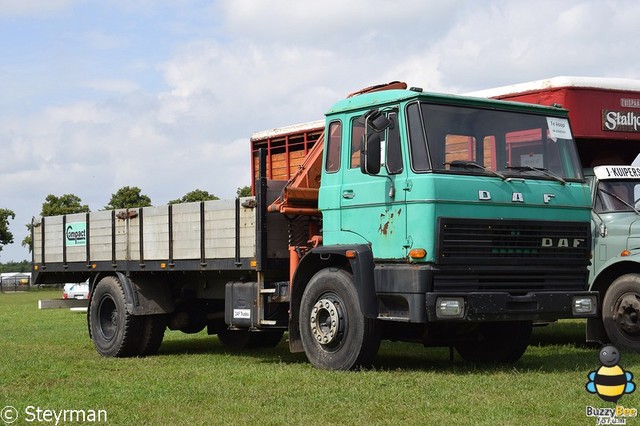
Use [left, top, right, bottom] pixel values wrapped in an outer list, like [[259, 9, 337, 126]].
[[0, 185, 252, 258]]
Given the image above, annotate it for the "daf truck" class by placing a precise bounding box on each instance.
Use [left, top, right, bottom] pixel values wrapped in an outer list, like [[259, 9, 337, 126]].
[[32, 82, 597, 370]]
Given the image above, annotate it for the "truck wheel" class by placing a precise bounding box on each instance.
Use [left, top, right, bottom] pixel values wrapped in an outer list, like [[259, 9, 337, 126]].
[[299, 268, 380, 370], [138, 315, 167, 356], [89, 276, 142, 357], [455, 321, 532, 363], [603, 274, 640, 352], [218, 329, 284, 349]]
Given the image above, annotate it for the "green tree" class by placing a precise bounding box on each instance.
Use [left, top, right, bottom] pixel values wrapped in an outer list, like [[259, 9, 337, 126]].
[[0, 208, 15, 253], [236, 186, 252, 197], [104, 186, 152, 209], [23, 194, 90, 252], [0, 260, 30, 273], [41, 194, 90, 216], [169, 189, 219, 204]]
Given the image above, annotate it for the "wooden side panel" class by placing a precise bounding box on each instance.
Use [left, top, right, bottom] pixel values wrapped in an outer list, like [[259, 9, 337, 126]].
[[142, 206, 169, 261], [172, 202, 201, 259], [43, 216, 63, 263], [203, 199, 256, 259], [89, 210, 115, 262]]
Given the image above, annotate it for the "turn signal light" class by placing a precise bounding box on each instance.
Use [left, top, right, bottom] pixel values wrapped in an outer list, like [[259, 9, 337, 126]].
[[621, 250, 631, 257], [409, 248, 426, 259]]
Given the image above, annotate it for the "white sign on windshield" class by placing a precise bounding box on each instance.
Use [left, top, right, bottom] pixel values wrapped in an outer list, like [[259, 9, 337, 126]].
[[546, 117, 572, 140]]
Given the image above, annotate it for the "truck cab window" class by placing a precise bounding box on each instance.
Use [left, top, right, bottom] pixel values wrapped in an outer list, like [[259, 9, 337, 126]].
[[595, 181, 637, 213], [351, 110, 403, 173], [386, 112, 403, 174], [325, 121, 342, 173], [408, 102, 582, 181], [350, 117, 365, 168]]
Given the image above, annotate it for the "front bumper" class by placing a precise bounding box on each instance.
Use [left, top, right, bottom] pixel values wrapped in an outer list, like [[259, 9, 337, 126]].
[[425, 291, 599, 322]]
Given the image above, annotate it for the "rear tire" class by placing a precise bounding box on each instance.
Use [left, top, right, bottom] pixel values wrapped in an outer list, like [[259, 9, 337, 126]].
[[89, 276, 142, 357], [455, 321, 532, 363], [299, 268, 380, 370], [603, 274, 640, 352]]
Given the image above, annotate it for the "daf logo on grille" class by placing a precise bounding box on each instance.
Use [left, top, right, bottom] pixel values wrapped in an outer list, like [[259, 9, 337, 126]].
[[541, 237, 585, 248], [478, 190, 557, 204]]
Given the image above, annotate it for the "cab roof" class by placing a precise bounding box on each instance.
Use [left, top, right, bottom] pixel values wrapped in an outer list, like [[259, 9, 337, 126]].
[[325, 87, 570, 117]]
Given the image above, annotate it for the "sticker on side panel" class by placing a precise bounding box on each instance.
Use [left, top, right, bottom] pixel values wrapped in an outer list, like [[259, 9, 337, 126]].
[[547, 117, 572, 140], [233, 309, 251, 319], [65, 222, 87, 246]]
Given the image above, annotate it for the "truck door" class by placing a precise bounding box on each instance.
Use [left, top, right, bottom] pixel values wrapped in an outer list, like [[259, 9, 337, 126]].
[[339, 110, 408, 259]]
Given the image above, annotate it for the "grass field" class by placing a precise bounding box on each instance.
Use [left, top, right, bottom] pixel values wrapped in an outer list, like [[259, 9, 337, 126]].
[[1, 290, 639, 425]]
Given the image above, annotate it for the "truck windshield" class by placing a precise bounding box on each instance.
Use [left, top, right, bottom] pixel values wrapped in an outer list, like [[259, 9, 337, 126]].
[[406, 102, 583, 180], [595, 181, 640, 213]]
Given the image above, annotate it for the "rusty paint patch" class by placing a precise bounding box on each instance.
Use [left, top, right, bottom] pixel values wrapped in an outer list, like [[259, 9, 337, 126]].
[[379, 221, 389, 235], [378, 208, 400, 236]]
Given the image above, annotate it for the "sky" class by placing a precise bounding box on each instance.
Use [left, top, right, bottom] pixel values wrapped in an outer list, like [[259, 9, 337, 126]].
[[2, 0, 640, 262]]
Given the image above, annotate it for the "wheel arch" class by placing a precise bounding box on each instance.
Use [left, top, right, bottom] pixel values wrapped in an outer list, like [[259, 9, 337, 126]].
[[288, 244, 378, 353], [591, 261, 640, 298], [588, 263, 640, 345], [89, 272, 174, 316]]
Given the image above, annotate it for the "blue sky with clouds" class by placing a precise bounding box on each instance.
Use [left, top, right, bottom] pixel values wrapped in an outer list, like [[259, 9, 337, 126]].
[[2, 0, 640, 262]]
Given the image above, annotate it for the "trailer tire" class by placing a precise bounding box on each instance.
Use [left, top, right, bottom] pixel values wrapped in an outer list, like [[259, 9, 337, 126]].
[[455, 321, 532, 363], [89, 276, 142, 357], [299, 268, 380, 370], [138, 315, 167, 356], [603, 274, 640, 352]]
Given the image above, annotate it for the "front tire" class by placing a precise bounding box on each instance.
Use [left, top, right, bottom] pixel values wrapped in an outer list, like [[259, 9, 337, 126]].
[[89, 276, 142, 357], [603, 274, 640, 352], [299, 268, 380, 370]]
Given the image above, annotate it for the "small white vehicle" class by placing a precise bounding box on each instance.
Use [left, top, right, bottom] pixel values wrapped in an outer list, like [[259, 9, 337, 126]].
[[62, 282, 90, 300]]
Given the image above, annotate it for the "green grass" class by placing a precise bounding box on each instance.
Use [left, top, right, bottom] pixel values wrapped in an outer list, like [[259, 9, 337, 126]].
[[1, 290, 639, 425]]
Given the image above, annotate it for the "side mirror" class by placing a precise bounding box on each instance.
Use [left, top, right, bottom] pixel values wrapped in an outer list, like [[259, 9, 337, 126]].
[[360, 109, 388, 175], [364, 109, 391, 132], [361, 132, 381, 175]]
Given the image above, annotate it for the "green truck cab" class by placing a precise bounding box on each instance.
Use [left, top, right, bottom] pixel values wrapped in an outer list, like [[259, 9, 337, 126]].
[[303, 87, 597, 365]]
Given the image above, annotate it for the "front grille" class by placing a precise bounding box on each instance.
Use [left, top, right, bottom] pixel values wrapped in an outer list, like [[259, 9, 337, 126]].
[[438, 217, 590, 266], [432, 267, 588, 293]]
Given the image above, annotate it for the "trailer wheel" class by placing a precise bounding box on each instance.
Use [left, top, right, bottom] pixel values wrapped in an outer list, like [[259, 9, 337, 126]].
[[299, 268, 380, 370], [218, 329, 284, 349], [455, 321, 532, 363], [603, 274, 640, 352], [89, 276, 142, 357], [138, 315, 167, 356]]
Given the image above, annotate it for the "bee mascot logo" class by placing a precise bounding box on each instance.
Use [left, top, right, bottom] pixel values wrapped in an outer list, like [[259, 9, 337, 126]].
[[586, 345, 636, 403]]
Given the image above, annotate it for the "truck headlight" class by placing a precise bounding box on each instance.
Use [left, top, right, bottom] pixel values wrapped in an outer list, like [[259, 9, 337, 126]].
[[436, 297, 465, 319], [573, 296, 596, 315]]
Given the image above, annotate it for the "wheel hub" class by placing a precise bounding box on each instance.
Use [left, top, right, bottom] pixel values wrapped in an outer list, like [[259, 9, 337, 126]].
[[310, 298, 341, 346], [615, 293, 640, 335]]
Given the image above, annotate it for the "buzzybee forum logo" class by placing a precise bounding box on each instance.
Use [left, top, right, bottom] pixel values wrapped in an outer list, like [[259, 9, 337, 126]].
[[585, 345, 637, 424]]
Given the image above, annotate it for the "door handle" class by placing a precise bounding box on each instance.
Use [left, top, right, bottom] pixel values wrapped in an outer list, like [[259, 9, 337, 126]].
[[342, 190, 355, 199]]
